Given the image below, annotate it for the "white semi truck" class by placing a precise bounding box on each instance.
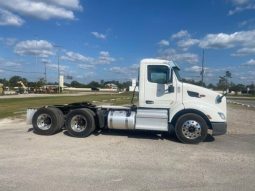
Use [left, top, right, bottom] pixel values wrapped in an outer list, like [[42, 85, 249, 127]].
[[27, 58, 227, 144]]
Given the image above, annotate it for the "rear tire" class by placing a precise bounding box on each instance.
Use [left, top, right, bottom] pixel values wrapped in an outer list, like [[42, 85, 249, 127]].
[[175, 113, 208, 144], [32, 107, 63, 135], [65, 109, 95, 137], [51, 107, 64, 131]]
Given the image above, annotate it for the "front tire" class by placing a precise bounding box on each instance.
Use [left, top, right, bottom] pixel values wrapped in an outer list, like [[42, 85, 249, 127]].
[[175, 113, 208, 144], [65, 109, 95, 137]]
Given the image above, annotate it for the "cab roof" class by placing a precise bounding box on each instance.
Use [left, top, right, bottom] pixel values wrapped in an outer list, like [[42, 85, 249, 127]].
[[140, 58, 179, 69]]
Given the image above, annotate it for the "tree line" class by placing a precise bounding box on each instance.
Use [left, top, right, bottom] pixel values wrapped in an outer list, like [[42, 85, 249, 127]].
[[0, 75, 254, 94], [0, 76, 132, 90]]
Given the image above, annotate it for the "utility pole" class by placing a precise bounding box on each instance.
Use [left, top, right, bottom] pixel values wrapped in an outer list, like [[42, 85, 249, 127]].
[[58, 53, 60, 93], [35, 35, 38, 67], [53, 44, 61, 93], [201, 49, 205, 86], [42, 61, 47, 84]]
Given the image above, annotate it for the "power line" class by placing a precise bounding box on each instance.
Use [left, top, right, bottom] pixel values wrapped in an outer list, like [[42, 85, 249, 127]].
[[0, 67, 43, 74]]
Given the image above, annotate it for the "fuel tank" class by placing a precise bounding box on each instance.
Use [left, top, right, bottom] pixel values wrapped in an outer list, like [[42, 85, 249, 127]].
[[107, 110, 135, 129]]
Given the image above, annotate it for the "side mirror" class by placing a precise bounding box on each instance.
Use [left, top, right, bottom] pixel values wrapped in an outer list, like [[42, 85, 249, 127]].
[[168, 84, 174, 93], [216, 92, 227, 103]]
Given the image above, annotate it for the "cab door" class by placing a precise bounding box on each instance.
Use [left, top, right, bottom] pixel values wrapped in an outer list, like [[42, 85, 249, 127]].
[[143, 65, 176, 108]]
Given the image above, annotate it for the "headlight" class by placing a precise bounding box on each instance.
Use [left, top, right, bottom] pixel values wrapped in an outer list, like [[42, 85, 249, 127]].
[[218, 112, 226, 120]]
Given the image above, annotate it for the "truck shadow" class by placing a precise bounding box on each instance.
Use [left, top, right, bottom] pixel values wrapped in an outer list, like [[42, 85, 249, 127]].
[[96, 129, 181, 142], [63, 129, 214, 143], [29, 127, 214, 143], [93, 129, 214, 143], [62, 128, 179, 142]]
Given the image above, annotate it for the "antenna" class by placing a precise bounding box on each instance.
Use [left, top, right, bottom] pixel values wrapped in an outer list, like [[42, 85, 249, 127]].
[[201, 49, 205, 86]]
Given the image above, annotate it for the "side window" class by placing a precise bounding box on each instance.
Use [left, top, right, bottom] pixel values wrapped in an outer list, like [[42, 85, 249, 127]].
[[147, 65, 170, 84]]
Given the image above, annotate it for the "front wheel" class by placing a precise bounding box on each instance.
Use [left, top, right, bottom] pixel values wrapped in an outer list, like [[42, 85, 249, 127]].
[[175, 113, 208, 144]]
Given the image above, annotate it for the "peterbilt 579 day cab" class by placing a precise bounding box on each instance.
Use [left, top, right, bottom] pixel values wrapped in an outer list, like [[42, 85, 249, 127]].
[[27, 58, 227, 144]]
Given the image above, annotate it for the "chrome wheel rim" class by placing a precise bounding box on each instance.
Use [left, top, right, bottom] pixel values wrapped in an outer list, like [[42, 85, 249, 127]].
[[70, 115, 87, 132], [37, 114, 52, 130], [181, 120, 201, 139]]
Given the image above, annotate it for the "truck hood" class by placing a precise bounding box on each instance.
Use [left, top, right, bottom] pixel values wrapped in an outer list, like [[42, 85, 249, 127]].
[[182, 82, 227, 121], [182, 82, 220, 98]]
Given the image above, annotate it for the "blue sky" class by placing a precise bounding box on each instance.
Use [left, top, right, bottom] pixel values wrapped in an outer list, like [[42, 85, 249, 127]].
[[0, 0, 255, 84]]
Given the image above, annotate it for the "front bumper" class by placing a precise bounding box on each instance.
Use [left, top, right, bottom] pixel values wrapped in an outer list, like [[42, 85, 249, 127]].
[[211, 122, 227, 136]]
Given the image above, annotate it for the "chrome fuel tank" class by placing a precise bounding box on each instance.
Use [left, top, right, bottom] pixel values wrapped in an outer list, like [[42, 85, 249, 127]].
[[107, 110, 135, 129]]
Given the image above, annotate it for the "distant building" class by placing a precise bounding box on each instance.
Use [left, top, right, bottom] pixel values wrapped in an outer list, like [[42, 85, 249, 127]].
[[105, 83, 118, 90]]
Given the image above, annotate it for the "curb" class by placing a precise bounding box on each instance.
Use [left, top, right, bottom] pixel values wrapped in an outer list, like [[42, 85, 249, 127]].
[[227, 100, 255, 108]]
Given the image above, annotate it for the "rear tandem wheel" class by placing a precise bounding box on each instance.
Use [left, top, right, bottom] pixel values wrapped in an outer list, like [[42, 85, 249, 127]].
[[32, 107, 64, 135], [65, 108, 96, 137]]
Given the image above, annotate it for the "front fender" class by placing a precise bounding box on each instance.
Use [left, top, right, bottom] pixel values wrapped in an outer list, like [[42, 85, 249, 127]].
[[183, 100, 226, 122]]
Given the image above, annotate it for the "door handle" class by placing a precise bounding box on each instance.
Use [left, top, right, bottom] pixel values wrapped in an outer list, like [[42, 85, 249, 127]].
[[146, 100, 154, 104]]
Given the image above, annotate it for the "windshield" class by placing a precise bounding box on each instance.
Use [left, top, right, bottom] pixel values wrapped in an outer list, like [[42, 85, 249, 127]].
[[173, 67, 182, 81]]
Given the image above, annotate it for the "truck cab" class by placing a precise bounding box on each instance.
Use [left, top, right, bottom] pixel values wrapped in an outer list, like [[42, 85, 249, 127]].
[[136, 59, 227, 143], [27, 58, 227, 144]]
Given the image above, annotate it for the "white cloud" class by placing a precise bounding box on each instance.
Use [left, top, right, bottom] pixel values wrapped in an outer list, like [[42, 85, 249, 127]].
[[231, 0, 250, 5], [0, 58, 21, 68], [229, 0, 255, 15], [91, 32, 107, 40], [229, 4, 255, 15], [47, 63, 69, 74], [84, 71, 95, 78], [0, 0, 82, 24], [171, 30, 190, 39], [170, 30, 199, 50], [109, 64, 138, 76], [40, 0, 82, 10], [158, 39, 169, 47], [78, 64, 95, 70], [185, 65, 209, 73], [110, 66, 127, 74], [0, 8, 24, 26], [177, 38, 200, 50], [41, 59, 69, 74], [159, 48, 199, 64], [233, 47, 255, 56], [61, 50, 115, 65], [238, 18, 255, 28], [185, 65, 202, 72], [243, 59, 255, 65], [98, 51, 115, 64], [0, 37, 17, 46], [3, 61, 21, 68], [14, 40, 54, 57], [61, 51, 93, 63], [199, 30, 255, 49]]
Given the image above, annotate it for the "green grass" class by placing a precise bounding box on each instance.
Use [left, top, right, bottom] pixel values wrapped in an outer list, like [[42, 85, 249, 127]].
[[0, 92, 138, 119]]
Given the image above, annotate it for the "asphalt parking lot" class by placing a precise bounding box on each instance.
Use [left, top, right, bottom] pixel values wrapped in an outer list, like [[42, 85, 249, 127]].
[[0, 104, 254, 191]]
